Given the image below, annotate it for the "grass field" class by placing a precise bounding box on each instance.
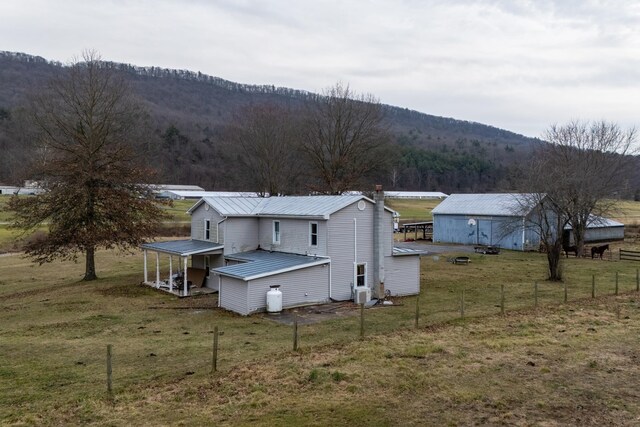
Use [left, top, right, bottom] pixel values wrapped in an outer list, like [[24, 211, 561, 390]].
[[385, 198, 441, 222], [2, 246, 640, 425]]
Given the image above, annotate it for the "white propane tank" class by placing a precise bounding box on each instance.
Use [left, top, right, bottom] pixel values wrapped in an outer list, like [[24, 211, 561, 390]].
[[266, 285, 283, 314]]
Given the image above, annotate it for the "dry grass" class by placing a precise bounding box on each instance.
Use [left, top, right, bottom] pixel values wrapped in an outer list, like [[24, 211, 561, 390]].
[[385, 198, 441, 222], [2, 245, 640, 425]]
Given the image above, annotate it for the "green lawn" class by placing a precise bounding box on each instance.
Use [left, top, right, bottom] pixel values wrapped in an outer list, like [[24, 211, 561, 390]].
[[2, 246, 640, 424]]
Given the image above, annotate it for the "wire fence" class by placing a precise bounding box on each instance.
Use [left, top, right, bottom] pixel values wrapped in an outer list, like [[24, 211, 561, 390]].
[[97, 267, 640, 398]]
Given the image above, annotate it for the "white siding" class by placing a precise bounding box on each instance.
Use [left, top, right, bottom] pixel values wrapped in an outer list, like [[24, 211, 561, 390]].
[[192, 254, 224, 290], [246, 264, 330, 314], [190, 203, 225, 243], [219, 276, 249, 315], [384, 256, 420, 296], [257, 218, 328, 256], [224, 218, 259, 255], [327, 202, 375, 300]]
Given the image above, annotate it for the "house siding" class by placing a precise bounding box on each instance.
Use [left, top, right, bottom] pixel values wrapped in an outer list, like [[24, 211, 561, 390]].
[[190, 203, 225, 243], [328, 201, 376, 300], [245, 264, 330, 314], [384, 255, 420, 296], [257, 218, 328, 256], [219, 276, 249, 315], [224, 218, 259, 255], [192, 254, 224, 289]]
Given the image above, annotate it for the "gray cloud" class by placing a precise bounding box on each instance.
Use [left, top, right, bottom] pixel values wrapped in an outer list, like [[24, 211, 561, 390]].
[[1, 0, 639, 137]]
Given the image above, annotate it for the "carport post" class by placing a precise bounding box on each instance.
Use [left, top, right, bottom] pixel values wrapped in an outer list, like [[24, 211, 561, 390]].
[[155, 252, 160, 288], [183, 256, 188, 296], [143, 250, 148, 283], [169, 256, 173, 292]]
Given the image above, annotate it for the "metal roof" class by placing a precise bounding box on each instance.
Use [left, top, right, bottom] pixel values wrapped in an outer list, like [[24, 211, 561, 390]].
[[189, 195, 395, 219], [141, 239, 224, 256], [213, 250, 330, 280], [431, 193, 540, 217], [385, 191, 448, 199], [564, 215, 624, 229], [161, 190, 262, 199], [392, 247, 424, 256]]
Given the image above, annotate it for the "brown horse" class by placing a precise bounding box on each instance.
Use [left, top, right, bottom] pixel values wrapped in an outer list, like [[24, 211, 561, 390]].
[[563, 244, 578, 258], [591, 244, 609, 259]]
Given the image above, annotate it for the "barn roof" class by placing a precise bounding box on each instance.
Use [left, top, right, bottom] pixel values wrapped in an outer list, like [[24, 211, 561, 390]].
[[212, 250, 330, 280], [431, 193, 541, 217], [188, 195, 396, 219]]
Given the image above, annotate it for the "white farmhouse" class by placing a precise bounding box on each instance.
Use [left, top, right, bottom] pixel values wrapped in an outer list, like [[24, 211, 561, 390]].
[[142, 188, 421, 315]]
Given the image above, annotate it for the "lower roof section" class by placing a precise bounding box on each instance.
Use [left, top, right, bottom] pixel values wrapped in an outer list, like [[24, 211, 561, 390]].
[[213, 250, 330, 281], [392, 246, 424, 256], [141, 239, 224, 256]]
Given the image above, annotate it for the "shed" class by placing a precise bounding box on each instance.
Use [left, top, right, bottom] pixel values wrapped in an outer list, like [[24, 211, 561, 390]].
[[432, 193, 541, 251]]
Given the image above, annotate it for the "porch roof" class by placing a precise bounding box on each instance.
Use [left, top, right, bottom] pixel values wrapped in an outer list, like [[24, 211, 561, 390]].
[[213, 250, 330, 281], [141, 239, 224, 256]]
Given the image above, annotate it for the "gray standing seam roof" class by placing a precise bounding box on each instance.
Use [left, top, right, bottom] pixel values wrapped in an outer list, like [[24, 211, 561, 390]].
[[212, 250, 329, 280], [188, 195, 397, 218], [431, 193, 541, 217], [141, 239, 223, 256]]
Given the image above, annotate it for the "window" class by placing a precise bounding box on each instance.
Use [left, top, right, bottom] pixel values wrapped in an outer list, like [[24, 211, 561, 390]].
[[204, 219, 210, 240], [273, 220, 280, 244], [309, 222, 318, 247], [356, 263, 366, 287]]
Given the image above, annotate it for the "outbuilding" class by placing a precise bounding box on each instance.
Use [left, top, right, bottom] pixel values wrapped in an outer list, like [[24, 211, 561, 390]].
[[432, 193, 540, 251]]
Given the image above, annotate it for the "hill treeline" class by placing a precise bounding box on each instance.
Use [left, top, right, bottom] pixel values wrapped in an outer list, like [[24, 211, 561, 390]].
[[0, 51, 560, 194]]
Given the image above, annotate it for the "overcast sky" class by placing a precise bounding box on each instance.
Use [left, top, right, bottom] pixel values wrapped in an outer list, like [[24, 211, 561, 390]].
[[2, 0, 639, 137]]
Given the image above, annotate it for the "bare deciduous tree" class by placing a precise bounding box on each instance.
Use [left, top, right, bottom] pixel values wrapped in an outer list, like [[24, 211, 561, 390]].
[[517, 120, 636, 280], [226, 103, 303, 195], [7, 50, 167, 281], [301, 83, 391, 194], [541, 121, 636, 256]]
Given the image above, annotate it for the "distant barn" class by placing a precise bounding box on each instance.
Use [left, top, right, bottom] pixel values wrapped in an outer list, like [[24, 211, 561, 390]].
[[432, 193, 624, 251]]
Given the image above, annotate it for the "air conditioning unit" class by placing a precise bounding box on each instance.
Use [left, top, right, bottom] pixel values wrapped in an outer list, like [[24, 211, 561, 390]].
[[354, 287, 371, 304]]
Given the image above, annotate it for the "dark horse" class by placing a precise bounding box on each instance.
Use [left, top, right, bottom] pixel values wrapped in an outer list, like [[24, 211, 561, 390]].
[[563, 244, 578, 258], [591, 244, 609, 259]]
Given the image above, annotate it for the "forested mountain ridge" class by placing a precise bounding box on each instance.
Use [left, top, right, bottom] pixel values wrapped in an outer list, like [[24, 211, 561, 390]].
[[0, 51, 538, 192]]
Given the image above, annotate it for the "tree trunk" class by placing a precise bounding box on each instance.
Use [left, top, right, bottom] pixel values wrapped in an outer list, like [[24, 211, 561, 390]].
[[84, 246, 97, 281], [573, 224, 586, 258], [547, 242, 563, 281]]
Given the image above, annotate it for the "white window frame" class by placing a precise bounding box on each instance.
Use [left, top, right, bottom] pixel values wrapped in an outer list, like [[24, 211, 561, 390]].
[[309, 221, 318, 247], [355, 262, 367, 288], [204, 219, 210, 240], [272, 220, 281, 245]]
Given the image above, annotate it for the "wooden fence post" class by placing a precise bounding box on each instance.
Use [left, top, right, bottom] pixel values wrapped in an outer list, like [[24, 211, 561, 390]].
[[293, 315, 299, 351], [615, 271, 619, 296], [591, 274, 595, 299], [500, 285, 505, 316], [460, 290, 465, 319], [106, 344, 113, 397], [415, 293, 420, 328], [359, 303, 364, 339], [212, 326, 219, 373], [534, 282, 538, 309]]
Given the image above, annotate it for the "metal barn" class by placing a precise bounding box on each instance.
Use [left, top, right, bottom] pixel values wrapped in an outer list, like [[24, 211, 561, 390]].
[[432, 193, 542, 251]]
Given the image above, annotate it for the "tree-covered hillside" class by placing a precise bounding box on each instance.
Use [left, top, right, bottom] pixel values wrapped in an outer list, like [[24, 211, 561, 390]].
[[0, 51, 539, 192]]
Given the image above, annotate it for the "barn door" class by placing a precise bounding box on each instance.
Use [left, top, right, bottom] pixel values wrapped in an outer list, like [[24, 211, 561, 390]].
[[478, 220, 491, 245]]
